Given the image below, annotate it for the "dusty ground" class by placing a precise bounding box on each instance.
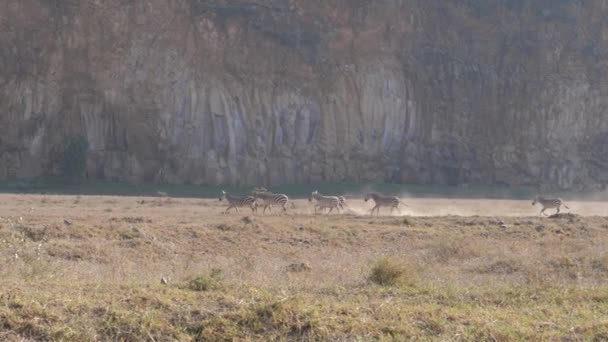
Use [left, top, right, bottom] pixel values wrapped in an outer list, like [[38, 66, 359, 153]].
[[0, 193, 607, 341]]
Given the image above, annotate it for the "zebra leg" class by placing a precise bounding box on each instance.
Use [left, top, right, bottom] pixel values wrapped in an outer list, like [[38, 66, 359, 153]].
[[224, 205, 235, 214], [390, 207, 394, 214], [396, 206, 401, 214], [328, 207, 334, 214], [540, 208, 547, 216], [556, 206, 561, 214]]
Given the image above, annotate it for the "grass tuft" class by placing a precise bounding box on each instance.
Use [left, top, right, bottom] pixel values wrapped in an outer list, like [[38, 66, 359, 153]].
[[186, 268, 224, 292], [369, 257, 418, 287]]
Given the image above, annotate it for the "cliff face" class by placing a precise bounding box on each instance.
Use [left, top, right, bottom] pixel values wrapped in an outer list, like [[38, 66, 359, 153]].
[[2, 0, 608, 190]]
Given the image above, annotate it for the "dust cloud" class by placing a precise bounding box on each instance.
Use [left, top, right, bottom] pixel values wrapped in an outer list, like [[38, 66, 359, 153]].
[[303, 189, 608, 217]]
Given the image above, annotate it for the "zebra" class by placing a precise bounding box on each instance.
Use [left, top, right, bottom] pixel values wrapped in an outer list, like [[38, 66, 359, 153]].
[[532, 196, 569, 216], [364, 193, 401, 215], [156, 190, 170, 203], [251, 188, 289, 214], [338, 196, 347, 210], [308, 191, 341, 214], [219, 190, 258, 214]]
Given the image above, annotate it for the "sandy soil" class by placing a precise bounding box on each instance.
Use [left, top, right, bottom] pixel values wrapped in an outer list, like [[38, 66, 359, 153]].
[[1, 193, 603, 220]]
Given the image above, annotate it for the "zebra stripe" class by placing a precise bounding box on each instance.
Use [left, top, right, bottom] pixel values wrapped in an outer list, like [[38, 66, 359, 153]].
[[308, 191, 341, 214], [532, 196, 569, 215], [219, 191, 257, 213], [252, 188, 289, 214], [364, 193, 401, 215]]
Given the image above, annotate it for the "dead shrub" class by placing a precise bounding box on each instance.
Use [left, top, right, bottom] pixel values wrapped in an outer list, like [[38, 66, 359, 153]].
[[118, 227, 142, 240], [286, 263, 312, 273]]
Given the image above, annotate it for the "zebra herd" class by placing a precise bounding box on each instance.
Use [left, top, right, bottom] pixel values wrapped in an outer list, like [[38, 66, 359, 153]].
[[219, 187, 402, 215], [219, 189, 571, 216]]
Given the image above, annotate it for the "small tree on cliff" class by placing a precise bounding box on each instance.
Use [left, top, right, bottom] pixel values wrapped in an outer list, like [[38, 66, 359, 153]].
[[60, 136, 89, 183]]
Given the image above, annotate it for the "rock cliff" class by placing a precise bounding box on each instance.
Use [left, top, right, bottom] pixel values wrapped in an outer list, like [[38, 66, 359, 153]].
[[1, 0, 608, 190]]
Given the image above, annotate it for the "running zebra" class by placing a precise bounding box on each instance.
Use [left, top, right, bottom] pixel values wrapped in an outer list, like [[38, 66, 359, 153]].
[[532, 196, 569, 216], [251, 187, 289, 214], [308, 191, 341, 214], [364, 193, 401, 215], [219, 190, 258, 214], [338, 196, 347, 210]]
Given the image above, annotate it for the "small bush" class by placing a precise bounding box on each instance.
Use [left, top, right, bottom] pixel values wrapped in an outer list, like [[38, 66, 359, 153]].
[[369, 257, 418, 287], [187, 268, 223, 292]]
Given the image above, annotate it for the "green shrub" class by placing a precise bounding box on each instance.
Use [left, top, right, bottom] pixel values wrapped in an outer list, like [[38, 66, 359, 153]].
[[187, 268, 223, 292], [369, 257, 418, 287]]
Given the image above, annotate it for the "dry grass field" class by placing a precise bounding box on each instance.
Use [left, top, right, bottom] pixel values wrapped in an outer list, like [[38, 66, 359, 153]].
[[1, 193, 608, 341]]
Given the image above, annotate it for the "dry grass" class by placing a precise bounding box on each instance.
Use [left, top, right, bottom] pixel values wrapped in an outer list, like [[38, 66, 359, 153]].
[[0, 194, 607, 340]]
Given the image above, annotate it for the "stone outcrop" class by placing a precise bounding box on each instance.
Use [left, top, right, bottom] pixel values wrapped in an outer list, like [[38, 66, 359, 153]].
[[1, 1, 608, 190]]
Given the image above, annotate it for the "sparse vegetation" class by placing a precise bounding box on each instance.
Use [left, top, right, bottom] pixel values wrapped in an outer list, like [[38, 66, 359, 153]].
[[0, 194, 608, 340]]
